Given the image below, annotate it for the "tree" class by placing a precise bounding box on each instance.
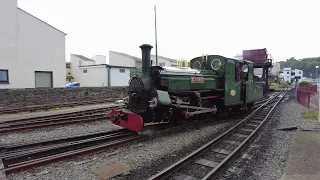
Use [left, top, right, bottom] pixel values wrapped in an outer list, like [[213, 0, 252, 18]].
[[178, 58, 190, 67], [299, 81, 312, 86]]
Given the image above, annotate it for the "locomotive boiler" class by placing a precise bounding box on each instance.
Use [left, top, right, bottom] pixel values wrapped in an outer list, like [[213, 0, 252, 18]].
[[110, 44, 266, 132]]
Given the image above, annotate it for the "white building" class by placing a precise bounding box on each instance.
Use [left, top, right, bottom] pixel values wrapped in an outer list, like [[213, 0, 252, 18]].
[[271, 62, 281, 76], [108, 51, 178, 68], [151, 55, 178, 67], [0, 0, 66, 89], [70, 54, 133, 87], [283, 68, 303, 83], [70, 51, 178, 87]]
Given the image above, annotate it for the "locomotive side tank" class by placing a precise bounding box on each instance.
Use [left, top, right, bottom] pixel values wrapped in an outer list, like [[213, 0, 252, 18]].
[[110, 44, 265, 132]]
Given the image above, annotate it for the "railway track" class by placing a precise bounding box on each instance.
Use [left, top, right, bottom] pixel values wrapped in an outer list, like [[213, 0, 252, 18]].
[[0, 129, 143, 175], [0, 105, 124, 133], [147, 90, 286, 180], [0, 99, 116, 115]]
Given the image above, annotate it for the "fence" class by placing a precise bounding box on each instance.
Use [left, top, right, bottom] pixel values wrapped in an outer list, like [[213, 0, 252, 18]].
[[297, 85, 319, 111]]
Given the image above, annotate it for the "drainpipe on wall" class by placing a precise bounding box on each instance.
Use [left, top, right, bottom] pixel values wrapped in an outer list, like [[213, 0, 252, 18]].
[[108, 67, 111, 86]]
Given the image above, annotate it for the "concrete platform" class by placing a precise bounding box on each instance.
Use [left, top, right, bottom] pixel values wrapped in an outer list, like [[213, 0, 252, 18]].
[[0, 102, 123, 123], [280, 130, 320, 180]]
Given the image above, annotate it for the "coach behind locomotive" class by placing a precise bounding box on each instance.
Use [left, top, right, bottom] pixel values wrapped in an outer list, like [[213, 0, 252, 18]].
[[110, 44, 264, 132]]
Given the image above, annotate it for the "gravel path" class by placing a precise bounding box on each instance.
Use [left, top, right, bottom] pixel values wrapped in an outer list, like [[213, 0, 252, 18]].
[[6, 115, 242, 180], [219, 94, 313, 179]]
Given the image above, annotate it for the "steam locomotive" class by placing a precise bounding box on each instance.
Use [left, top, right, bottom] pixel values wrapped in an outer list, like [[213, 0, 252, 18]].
[[110, 44, 268, 132]]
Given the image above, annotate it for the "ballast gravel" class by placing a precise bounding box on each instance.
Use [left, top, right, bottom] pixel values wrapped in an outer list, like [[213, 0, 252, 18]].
[[4, 91, 303, 180], [220, 95, 312, 179], [6, 115, 242, 180], [0, 120, 121, 146]]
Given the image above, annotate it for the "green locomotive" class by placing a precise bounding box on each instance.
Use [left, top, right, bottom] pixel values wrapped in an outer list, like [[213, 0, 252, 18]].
[[110, 44, 268, 132]]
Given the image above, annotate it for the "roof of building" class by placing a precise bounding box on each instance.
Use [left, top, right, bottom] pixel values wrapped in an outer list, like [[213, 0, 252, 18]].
[[78, 64, 135, 69], [18, 8, 67, 35], [110, 50, 178, 63], [151, 54, 177, 63], [109, 51, 142, 61], [71, 54, 95, 62]]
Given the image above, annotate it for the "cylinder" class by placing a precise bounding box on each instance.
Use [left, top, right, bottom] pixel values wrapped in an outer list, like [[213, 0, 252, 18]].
[[140, 44, 153, 75]]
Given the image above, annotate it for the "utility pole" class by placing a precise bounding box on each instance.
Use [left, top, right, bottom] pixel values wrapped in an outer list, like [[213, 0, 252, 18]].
[[154, 5, 158, 66]]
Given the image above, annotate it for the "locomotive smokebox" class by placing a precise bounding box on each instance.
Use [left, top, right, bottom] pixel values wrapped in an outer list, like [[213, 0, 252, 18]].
[[140, 44, 153, 75]]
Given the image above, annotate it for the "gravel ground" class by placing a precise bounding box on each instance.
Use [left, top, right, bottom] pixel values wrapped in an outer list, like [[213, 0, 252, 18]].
[[0, 120, 121, 146], [219, 93, 314, 180], [0, 102, 120, 122], [6, 115, 242, 180], [3, 91, 282, 180]]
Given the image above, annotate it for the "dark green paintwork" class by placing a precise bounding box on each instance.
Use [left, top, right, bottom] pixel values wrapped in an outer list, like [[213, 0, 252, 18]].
[[130, 54, 264, 106], [247, 63, 264, 101], [162, 75, 218, 90], [224, 58, 264, 105], [157, 90, 171, 105], [224, 59, 241, 104]]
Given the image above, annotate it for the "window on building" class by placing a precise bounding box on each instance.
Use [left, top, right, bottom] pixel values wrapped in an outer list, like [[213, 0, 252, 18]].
[[159, 62, 165, 66], [287, 72, 289, 74], [83, 69, 87, 73], [0, 70, 9, 83], [119, 69, 125, 73], [299, 71, 301, 74]]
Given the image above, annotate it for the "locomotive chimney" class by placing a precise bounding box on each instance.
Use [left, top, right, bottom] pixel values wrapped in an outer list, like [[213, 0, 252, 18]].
[[140, 44, 153, 75]]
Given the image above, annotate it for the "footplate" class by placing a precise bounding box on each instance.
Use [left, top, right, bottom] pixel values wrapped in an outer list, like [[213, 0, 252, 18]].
[[110, 110, 144, 132]]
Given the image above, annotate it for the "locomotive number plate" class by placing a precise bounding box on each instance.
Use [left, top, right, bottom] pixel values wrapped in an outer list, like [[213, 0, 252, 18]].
[[191, 77, 204, 83]]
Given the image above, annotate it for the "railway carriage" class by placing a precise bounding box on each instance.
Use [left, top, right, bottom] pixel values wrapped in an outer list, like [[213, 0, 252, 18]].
[[110, 44, 267, 132]]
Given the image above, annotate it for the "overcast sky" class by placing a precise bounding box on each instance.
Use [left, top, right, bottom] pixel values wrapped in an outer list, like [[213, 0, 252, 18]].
[[18, 0, 319, 62]]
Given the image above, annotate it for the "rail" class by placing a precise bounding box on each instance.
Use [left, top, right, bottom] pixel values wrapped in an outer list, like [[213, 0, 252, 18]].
[[0, 105, 124, 133], [0, 129, 142, 175], [147, 90, 286, 180]]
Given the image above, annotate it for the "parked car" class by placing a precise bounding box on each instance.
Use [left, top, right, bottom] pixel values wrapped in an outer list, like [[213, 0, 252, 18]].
[[66, 82, 80, 88]]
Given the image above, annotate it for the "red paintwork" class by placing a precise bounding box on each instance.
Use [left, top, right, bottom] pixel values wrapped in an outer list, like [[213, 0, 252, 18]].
[[181, 111, 190, 119], [110, 110, 144, 132], [242, 49, 268, 64], [191, 77, 204, 83], [200, 96, 218, 100]]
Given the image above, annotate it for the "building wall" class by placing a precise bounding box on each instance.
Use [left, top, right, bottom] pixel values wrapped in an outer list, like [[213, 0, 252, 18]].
[[79, 66, 108, 87], [70, 55, 108, 87], [109, 52, 136, 67], [92, 54, 108, 64], [0, 0, 18, 88], [150, 55, 177, 67], [271, 62, 281, 76], [283, 68, 303, 83], [66, 63, 73, 83], [109, 67, 131, 86], [16, 9, 66, 88], [0, 1, 66, 89]]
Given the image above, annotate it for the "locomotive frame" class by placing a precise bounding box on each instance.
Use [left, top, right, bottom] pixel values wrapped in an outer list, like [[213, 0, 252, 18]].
[[110, 44, 269, 132]]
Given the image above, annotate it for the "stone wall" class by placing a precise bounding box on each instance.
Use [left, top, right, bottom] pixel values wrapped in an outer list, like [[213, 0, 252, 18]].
[[0, 86, 128, 109]]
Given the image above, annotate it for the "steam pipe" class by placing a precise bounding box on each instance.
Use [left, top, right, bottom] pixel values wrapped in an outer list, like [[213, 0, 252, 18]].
[[140, 44, 153, 76]]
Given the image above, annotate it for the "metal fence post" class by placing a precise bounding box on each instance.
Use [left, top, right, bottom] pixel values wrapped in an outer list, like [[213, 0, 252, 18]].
[[308, 92, 310, 108], [318, 85, 320, 124]]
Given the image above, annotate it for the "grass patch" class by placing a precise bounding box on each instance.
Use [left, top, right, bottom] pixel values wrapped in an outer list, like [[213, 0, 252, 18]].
[[270, 85, 281, 91], [53, 106, 80, 111], [302, 110, 318, 121]]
